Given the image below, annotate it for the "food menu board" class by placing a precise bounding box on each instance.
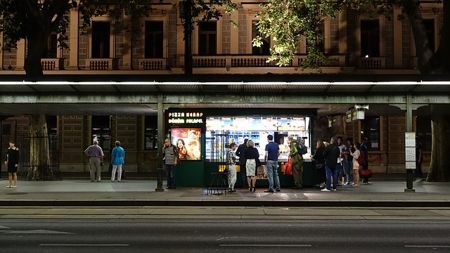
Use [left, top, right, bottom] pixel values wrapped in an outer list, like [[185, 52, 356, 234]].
[[170, 128, 202, 160]]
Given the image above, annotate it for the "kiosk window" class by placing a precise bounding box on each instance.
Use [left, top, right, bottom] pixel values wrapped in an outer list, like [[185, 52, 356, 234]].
[[92, 116, 111, 151], [416, 116, 431, 151], [144, 116, 158, 150], [362, 116, 380, 151]]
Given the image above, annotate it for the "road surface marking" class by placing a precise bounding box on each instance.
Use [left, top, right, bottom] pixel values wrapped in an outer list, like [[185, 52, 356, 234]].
[[220, 244, 312, 247], [40, 244, 129, 247], [1, 229, 72, 234], [405, 245, 450, 248]]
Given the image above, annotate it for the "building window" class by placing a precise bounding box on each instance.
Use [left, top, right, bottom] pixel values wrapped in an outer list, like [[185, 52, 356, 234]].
[[252, 21, 270, 55], [361, 19, 380, 57], [43, 33, 58, 58], [198, 21, 217, 55], [91, 21, 110, 58], [361, 116, 380, 151], [92, 116, 111, 151], [416, 116, 431, 151], [423, 19, 435, 52], [46, 115, 57, 136], [144, 116, 158, 150], [145, 21, 164, 58]]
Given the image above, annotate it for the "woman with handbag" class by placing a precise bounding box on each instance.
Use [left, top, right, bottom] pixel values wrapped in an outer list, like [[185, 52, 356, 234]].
[[350, 143, 361, 187], [245, 140, 260, 192]]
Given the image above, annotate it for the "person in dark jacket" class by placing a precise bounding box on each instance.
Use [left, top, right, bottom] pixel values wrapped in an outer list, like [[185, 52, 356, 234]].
[[4, 141, 19, 188], [235, 138, 248, 188], [359, 137, 370, 184], [312, 139, 326, 188], [322, 137, 340, 192]]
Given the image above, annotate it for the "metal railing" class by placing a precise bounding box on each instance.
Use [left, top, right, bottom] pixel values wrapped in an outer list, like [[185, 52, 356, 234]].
[[358, 57, 386, 69], [41, 58, 64, 70], [138, 58, 167, 70], [87, 58, 118, 70]]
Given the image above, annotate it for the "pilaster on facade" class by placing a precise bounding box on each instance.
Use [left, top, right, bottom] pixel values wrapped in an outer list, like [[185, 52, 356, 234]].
[[393, 5, 403, 68], [230, 10, 239, 54], [324, 18, 331, 54], [0, 31, 3, 69], [16, 39, 26, 71], [338, 9, 347, 55], [68, 8, 79, 70]]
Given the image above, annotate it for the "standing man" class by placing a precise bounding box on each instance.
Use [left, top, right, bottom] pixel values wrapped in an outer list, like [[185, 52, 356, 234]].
[[265, 135, 280, 193], [322, 137, 341, 192], [289, 136, 303, 189], [4, 141, 19, 188], [235, 138, 248, 188], [111, 141, 125, 182], [84, 140, 104, 182], [336, 137, 344, 185], [163, 138, 178, 189], [359, 137, 370, 184]]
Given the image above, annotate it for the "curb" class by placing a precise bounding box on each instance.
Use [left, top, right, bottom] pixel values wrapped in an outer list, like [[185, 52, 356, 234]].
[[2, 200, 450, 207]]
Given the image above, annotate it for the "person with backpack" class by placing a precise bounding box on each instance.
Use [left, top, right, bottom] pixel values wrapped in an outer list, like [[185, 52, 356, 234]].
[[163, 138, 178, 189], [289, 136, 304, 189]]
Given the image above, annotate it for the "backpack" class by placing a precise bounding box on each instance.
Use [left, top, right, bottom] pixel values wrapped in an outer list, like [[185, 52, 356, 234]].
[[297, 143, 308, 155]]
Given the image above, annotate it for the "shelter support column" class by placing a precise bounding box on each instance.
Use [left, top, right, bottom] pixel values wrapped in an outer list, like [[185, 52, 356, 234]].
[[405, 94, 415, 192], [156, 95, 165, 192]]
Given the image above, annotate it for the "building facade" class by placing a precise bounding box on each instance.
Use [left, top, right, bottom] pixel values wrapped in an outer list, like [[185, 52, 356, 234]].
[[0, 1, 444, 177]]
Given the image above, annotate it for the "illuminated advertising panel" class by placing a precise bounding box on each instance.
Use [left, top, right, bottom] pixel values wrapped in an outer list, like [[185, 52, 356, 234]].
[[170, 128, 202, 160]]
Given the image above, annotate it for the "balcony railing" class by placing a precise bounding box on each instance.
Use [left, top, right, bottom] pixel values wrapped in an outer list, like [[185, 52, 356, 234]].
[[231, 56, 278, 67], [193, 56, 226, 67], [190, 54, 346, 69], [87, 58, 118, 70], [41, 58, 65, 70], [358, 57, 386, 69], [138, 58, 167, 70]]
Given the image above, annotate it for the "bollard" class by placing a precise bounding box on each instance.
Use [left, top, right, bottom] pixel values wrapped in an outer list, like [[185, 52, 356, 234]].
[[404, 170, 415, 192], [155, 167, 165, 192]]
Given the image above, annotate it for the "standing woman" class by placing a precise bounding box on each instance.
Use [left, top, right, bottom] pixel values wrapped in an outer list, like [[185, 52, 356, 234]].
[[312, 139, 326, 188], [111, 141, 125, 182], [245, 140, 259, 192], [351, 143, 361, 187], [227, 143, 238, 192], [4, 141, 19, 188]]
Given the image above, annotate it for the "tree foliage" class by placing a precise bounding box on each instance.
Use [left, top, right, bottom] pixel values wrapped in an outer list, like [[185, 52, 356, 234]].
[[254, 0, 447, 73], [0, 0, 154, 79]]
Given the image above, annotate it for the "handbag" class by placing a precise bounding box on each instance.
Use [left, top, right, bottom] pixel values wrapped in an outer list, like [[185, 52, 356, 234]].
[[315, 163, 324, 170], [284, 157, 293, 175], [359, 168, 373, 178]]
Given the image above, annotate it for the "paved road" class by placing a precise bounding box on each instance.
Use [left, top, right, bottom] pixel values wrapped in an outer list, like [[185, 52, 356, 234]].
[[1, 218, 450, 253]]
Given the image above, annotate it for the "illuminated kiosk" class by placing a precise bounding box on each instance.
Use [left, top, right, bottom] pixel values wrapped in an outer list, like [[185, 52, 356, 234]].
[[167, 109, 316, 188]]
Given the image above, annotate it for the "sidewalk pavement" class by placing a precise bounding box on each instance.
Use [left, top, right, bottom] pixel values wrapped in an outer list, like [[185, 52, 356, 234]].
[[1, 178, 450, 207]]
